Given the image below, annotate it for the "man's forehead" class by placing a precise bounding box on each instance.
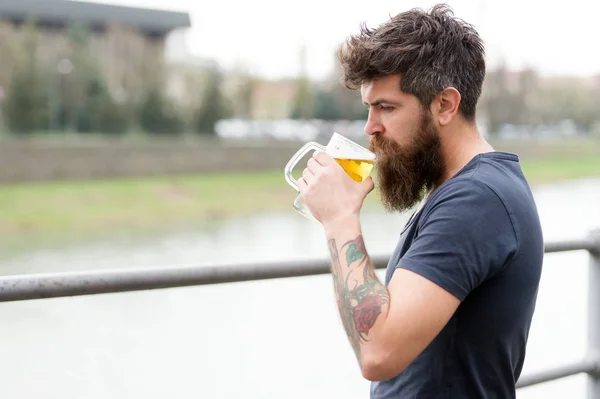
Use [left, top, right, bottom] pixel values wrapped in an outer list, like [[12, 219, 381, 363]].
[[361, 75, 403, 101]]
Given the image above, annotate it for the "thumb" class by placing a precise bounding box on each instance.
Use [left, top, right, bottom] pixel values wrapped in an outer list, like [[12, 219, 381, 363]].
[[361, 176, 375, 195]]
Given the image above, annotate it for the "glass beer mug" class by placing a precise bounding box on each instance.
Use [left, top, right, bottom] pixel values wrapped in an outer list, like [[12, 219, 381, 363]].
[[284, 132, 376, 223]]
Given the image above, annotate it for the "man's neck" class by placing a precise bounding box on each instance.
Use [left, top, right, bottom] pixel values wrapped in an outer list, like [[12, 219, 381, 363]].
[[434, 120, 494, 189]]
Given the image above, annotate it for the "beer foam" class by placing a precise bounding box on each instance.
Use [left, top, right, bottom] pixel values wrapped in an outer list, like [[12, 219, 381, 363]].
[[325, 133, 375, 161]]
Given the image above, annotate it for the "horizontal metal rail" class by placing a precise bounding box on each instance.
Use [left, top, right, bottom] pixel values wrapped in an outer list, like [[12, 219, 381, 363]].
[[0, 238, 597, 303], [0, 257, 392, 303], [1, 234, 599, 395], [544, 238, 600, 255], [516, 358, 600, 389]]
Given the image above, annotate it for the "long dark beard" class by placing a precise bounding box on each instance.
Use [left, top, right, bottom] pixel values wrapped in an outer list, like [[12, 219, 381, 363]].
[[369, 111, 444, 213]]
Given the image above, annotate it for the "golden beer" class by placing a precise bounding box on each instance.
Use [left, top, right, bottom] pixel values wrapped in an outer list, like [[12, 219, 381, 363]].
[[335, 158, 375, 182]]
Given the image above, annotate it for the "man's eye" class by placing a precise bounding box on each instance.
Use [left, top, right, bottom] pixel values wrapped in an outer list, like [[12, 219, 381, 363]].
[[380, 105, 394, 112]]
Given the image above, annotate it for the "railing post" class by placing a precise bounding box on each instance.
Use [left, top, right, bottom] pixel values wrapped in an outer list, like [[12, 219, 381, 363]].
[[589, 229, 600, 399]]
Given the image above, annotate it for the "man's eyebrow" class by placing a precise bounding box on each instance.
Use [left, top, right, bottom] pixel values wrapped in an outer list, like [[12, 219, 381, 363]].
[[363, 98, 400, 106]]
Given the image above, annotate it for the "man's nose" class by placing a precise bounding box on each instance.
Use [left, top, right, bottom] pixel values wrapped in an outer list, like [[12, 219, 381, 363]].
[[364, 112, 383, 136]]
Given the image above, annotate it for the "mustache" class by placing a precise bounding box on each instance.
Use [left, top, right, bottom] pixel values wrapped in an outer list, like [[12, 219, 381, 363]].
[[369, 135, 403, 162], [369, 135, 393, 154]]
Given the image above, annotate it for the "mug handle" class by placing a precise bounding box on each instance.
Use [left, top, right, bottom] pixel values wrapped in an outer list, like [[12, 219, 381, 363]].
[[284, 142, 326, 191]]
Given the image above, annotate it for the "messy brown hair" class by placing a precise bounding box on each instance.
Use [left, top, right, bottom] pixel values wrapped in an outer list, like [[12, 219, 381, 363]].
[[337, 4, 485, 120]]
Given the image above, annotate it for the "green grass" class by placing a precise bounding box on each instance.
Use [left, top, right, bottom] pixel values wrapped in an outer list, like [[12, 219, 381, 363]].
[[1, 154, 599, 243], [520, 155, 600, 184], [0, 171, 288, 235]]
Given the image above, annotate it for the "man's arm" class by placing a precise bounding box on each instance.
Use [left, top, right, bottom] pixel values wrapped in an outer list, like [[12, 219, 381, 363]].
[[325, 216, 460, 382], [296, 150, 462, 381], [328, 231, 390, 366]]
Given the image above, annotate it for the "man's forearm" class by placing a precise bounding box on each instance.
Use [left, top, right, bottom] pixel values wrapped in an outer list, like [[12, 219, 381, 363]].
[[325, 216, 391, 367]]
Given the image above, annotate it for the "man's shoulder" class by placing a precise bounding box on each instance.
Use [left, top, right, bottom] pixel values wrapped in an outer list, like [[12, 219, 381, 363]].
[[424, 152, 530, 216], [423, 173, 506, 218]]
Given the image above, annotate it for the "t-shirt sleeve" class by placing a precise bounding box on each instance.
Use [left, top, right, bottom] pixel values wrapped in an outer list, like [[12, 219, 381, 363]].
[[396, 179, 518, 301]]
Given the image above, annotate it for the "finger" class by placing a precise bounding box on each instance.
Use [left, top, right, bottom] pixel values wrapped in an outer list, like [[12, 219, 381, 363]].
[[297, 177, 308, 193], [313, 150, 336, 166], [306, 157, 321, 174], [301, 168, 314, 184], [361, 176, 375, 195]]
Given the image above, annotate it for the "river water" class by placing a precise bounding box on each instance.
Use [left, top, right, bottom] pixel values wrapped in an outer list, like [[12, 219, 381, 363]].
[[0, 178, 599, 398]]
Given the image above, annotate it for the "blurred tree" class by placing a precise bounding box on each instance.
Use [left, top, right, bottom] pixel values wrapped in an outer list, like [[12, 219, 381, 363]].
[[513, 68, 540, 127], [63, 22, 94, 130], [76, 74, 129, 134], [62, 22, 129, 134], [237, 73, 256, 119], [290, 77, 315, 119], [313, 88, 342, 120], [480, 64, 600, 136], [195, 65, 233, 134], [290, 45, 315, 120], [331, 83, 368, 120], [0, 20, 19, 99], [537, 82, 597, 130], [318, 54, 367, 121], [229, 63, 256, 119], [139, 87, 183, 134], [480, 63, 515, 135], [3, 20, 49, 133]]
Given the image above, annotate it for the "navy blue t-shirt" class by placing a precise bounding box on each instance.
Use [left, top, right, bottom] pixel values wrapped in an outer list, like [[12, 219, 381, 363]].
[[371, 152, 544, 399]]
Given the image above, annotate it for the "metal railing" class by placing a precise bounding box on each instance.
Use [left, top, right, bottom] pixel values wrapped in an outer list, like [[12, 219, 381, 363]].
[[1, 230, 599, 396]]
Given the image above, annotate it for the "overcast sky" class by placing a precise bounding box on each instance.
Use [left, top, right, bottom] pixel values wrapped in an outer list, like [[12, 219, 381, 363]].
[[88, 0, 600, 80]]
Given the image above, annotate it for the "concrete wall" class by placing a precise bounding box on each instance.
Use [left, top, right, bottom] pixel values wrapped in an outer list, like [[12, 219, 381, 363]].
[[0, 136, 597, 183]]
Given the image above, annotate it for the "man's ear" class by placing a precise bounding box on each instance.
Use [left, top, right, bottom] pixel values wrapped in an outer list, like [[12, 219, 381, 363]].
[[431, 87, 461, 126]]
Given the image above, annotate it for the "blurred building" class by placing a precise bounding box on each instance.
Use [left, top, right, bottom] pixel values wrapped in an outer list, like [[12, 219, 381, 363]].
[[0, 0, 191, 101]]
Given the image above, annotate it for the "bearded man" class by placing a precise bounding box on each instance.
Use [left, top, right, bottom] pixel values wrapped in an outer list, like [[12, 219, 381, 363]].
[[297, 4, 544, 398]]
